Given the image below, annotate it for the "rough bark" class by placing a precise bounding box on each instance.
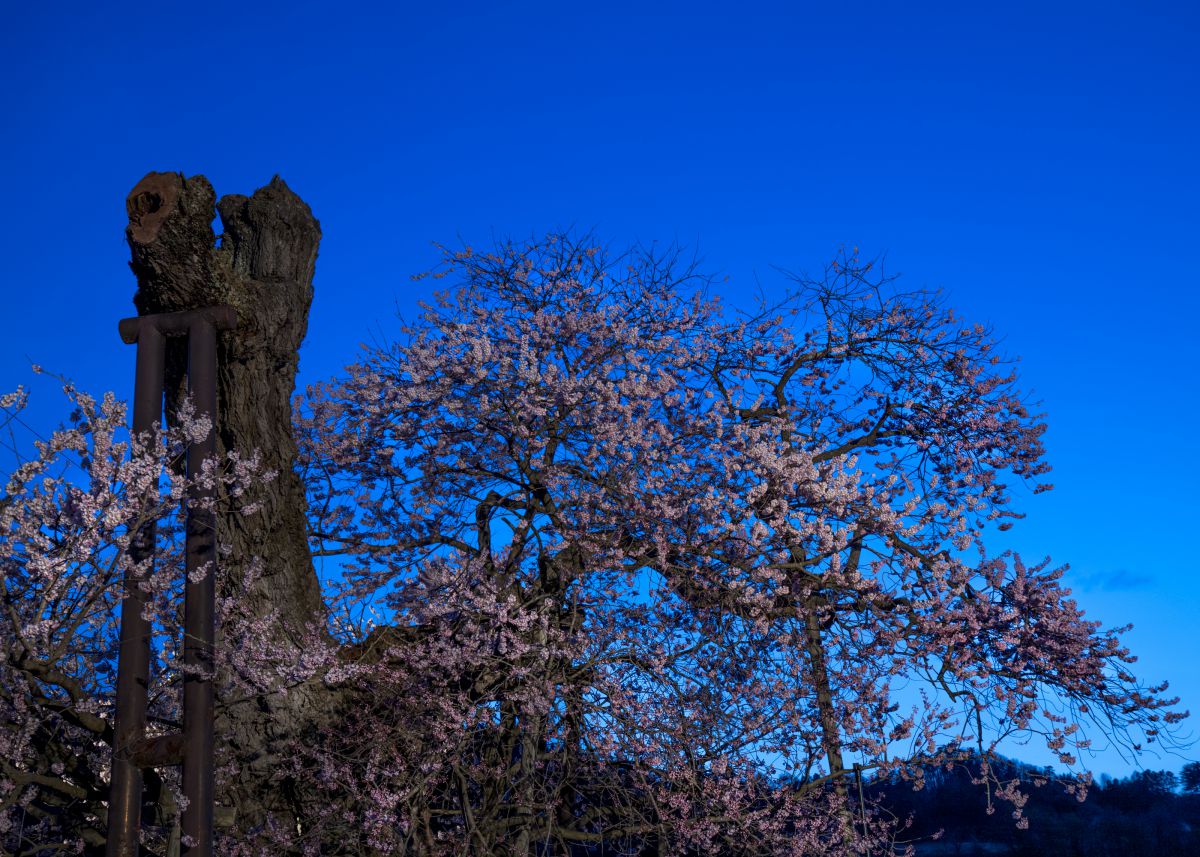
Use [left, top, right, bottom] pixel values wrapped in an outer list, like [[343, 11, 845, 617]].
[[124, 172, 329, 837], [126, 171, 322, 630]]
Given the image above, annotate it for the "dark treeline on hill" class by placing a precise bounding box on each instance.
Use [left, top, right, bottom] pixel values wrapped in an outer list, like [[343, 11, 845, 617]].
[[868, 754, 1200, 856]]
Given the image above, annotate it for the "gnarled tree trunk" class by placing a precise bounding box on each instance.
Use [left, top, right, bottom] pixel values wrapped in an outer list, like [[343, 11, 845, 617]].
[[124, 172, 330, 839]]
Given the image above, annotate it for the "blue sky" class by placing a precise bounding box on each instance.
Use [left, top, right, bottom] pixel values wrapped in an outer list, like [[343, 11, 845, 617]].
[[2, 1, 1197, 779]]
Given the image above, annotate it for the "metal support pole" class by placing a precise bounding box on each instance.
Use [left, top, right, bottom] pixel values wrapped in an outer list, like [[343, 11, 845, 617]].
[[181, 317, 217, 857], [108, 306, 234, 857], [106, 323, 166, 857]]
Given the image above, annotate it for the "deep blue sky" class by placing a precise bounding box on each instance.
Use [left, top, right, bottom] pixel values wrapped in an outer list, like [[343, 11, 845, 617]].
[[2, 2, 1197, 779]]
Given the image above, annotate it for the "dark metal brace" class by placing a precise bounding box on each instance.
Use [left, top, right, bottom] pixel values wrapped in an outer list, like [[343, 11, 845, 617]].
[[107, 306, 235, 857]]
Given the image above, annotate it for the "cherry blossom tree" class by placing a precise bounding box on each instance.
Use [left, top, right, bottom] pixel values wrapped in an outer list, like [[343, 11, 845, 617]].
[[288, 235, 1183, 853], [0, 221, 1185, 855], [0, 378, 277, 855]]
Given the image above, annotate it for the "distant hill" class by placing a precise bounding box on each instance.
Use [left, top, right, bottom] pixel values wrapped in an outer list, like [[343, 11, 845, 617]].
[[867, 753, 1200, 857]]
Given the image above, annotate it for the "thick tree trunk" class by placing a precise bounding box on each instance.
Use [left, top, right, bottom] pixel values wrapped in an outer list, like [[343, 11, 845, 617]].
[[126, 171, 323, 631], [124, 172, 330, 839]]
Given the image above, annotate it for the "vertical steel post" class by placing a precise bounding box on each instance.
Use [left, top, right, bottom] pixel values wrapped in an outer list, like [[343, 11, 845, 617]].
[[181, 317, 217, 857], [106, 322, 166, 857], [108, 307, 233, 857]]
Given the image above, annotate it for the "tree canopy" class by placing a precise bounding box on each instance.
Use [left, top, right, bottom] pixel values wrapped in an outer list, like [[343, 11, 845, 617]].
[[0, 225, 1185, 856]]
